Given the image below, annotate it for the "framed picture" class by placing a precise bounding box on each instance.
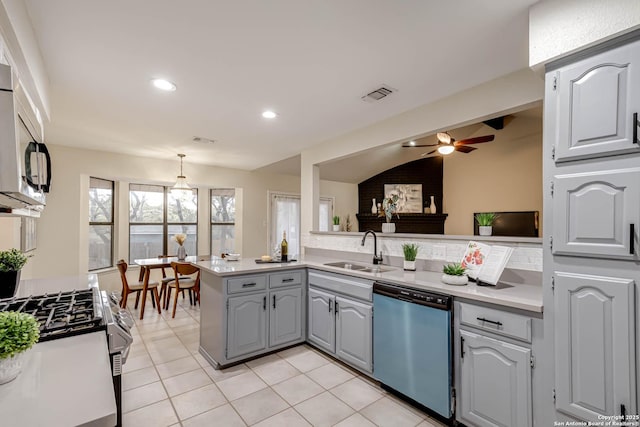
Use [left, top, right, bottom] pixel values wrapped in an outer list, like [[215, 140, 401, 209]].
[[21, 217, 36, 252], [384, 184, 423, 213]]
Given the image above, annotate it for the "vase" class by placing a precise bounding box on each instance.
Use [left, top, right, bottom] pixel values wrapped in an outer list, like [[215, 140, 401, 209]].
[[177, 245, 187, 260], [332, 225, 340, 232], [430, 196, 437, 214], [441, 274, 468, 286], [0, 270, 21, 299], [371, 199, 377, 214], [0, 351, 27, 384], [381, 222, 395, 233], [403, 260, 416, 271], [479, 226, 492, 236]]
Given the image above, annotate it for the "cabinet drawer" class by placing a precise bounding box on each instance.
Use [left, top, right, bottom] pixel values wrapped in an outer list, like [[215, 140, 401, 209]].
[[270, 271, 303, 288], [459, 302, 531, 343], [227, 275, 267, 294]]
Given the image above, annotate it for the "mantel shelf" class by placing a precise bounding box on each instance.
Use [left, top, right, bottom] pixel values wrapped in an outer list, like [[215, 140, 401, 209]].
[[356, 213, 448, 234]]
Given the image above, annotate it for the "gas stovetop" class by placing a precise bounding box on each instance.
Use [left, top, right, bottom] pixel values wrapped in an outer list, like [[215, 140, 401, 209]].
[[0, 288, 105, 342]]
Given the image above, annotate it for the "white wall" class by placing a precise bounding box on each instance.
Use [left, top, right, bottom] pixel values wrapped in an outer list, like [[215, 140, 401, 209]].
[[529, 0, 640, 67], [8, 144, 355, 280]]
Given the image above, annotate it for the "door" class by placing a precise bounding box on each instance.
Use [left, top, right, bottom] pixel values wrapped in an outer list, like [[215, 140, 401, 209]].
[[226, 293, 267, 359], [554, 272, 636, 420], [552, 168, 640, 259], [308, 288, 335, 353], [553, 39, 640, 162], [269, 287, 303, 347], [335, 296, 372, 373], [459, 330, 532, 427]]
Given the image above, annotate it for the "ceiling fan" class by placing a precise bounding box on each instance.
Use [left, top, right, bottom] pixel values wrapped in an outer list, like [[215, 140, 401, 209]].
[[402, 132, 495, 156]]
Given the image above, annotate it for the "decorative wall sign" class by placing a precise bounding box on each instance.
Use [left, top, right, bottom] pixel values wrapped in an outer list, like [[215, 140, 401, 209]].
[[384, 184, 423, 213]]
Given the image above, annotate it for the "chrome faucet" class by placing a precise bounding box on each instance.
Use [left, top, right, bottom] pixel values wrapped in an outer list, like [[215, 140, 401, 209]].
[[361, 230, 383, 265]]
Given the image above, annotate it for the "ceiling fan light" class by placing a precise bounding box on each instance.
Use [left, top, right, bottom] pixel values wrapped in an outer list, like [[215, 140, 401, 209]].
[[437, 145, 455, 155], [436, 132, 452, 144]]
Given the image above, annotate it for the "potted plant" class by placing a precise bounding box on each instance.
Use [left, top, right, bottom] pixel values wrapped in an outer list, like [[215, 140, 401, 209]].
[[0, 311, 40, 384], [402, 243, 419, 271], [173, 233, 187, 260], [0, 249, 29, 299], [475, 213, 498, 236], [442, 263, 468, 286], [332, 215, 341, 232], [381, 195, 399, 233]]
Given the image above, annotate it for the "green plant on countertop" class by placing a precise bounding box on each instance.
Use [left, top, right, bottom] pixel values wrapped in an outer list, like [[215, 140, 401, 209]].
[[402, 243, 419, 261], [332, 215, 340, 225], [475, 212, 498, 227], [443, 263, 466, 276], [0, 249, 28, 273], [0, 312, 40, 359]]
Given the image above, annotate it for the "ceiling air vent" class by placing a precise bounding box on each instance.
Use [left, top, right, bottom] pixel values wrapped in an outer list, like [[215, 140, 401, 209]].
[[361, 85, 395, 103]]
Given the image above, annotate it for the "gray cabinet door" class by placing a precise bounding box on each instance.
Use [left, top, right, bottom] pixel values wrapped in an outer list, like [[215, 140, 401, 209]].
[[308, 288, 335, 353], [554, 272, 636, 420], [335, 296, 372, 373], [269, 287, 303, 348], [459, 330, 532, 427], [552, 168, 640, 259], [553, 40, 640, 162], [227, 293, 267, 359]]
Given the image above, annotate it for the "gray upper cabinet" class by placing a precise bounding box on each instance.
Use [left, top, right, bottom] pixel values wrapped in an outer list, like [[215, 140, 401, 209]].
[[552, 168, 640, 259], [459, 329, 532, 427], [554, 272, 636, 421], [226, 293, 267, 359], [335, 296, 372, 373], [308, 287, 335, 353], [552, 40, 640, 162], [269, 287, 303, 347]]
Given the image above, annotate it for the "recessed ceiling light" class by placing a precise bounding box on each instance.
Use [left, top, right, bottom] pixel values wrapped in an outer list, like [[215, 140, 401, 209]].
[[262, 110, 277, 119], [151, 78, 177, 91], [408, 140, 416, 146]]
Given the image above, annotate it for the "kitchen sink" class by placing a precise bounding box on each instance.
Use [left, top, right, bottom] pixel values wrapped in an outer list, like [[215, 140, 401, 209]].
[[324, 261, 368, 270], [323, 262, 394, 273]]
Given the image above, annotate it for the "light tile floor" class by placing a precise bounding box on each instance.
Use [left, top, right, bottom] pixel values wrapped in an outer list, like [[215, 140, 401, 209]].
[[122, 296, 447, 427]]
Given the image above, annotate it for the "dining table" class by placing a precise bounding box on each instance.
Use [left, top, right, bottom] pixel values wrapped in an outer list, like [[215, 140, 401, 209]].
[[133, 255, 203, 319]]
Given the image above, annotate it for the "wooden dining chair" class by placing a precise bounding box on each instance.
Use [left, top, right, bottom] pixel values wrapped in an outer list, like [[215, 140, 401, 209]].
[[166, 262, 200, 318], [116, 260, 162, 314]]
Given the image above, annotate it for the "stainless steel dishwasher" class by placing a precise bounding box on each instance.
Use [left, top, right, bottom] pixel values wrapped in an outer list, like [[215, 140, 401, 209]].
[[373, 282, 452, 420]]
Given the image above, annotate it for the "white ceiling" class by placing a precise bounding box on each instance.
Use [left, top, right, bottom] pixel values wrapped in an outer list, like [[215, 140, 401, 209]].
[[23, 0, 537, 172]]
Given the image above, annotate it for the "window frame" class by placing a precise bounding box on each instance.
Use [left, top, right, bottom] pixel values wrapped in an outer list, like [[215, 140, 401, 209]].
[[210, 188, 236, 256], [89, 177, 115, 271], [128, 184, 198, 261]]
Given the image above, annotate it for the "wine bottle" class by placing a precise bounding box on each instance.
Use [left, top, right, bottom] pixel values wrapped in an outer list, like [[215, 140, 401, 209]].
[[280, 231, 288, 262]]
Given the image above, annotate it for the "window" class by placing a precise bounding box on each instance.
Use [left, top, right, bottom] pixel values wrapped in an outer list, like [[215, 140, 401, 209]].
[[89, 177, 114, 270], [269, 193, 334, 258], [211, 189, 236, 255], [129, 184, 197, 261]]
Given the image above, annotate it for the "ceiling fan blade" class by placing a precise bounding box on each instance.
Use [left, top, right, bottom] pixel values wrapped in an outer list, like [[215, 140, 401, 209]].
[[455, 145, 477, 153], [402, 143, 438, 148], [420, 149, 438, 157], [454, 135, 495, 146]]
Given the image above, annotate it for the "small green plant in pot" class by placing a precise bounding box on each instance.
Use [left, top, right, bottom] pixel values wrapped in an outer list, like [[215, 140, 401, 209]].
[[0, 311, 40, 384], [475, 213, 498, 236], [0, 249, 29, 299], [442, 262, 468, 286], [332, 215, 340, 231], [402, 243, 419, 271]]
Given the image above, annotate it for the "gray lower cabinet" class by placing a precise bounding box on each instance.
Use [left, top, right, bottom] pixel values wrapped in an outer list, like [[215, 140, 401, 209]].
[[227, 293, 267, 359], [459, 330, 532, 427], [554, 272, 636, 420], [270, 287, 303, 348], [307, 270, 373, 373]]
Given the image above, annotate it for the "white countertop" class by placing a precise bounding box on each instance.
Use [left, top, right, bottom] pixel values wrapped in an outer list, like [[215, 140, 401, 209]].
[[0, 333, 117, 427], [194, 255, 543, 313], [1, 274, 117, 426]]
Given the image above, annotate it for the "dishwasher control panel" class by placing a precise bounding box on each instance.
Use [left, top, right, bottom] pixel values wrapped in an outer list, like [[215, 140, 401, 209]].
[[373, 282, 450, 310]]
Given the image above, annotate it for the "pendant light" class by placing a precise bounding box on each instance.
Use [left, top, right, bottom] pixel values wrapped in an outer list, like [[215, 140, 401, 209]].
[[172, 154, 191, 192]]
